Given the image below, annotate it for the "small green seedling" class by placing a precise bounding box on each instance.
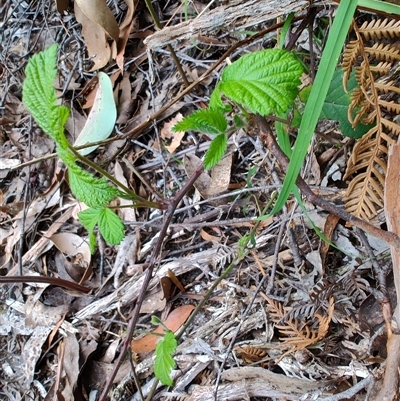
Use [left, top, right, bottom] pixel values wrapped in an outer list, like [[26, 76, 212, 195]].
[[174, 48, 304, 170], [151, 316, 178, 386], [22, 44, 158, 253]]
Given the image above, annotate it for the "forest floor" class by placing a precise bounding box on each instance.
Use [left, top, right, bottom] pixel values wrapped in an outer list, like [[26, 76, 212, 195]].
[[0, 0, 398, 400]]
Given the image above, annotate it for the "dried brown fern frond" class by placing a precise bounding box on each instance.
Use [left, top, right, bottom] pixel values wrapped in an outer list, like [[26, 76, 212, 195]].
[[364, 43, 400, 61], [265, 296, 334, 354], [235, 345, 268, 364], [359, 18, 400, 40], [342, 19, 400, 221]]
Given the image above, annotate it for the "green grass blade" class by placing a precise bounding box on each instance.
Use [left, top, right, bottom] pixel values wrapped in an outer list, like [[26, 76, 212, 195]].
[[358, 0, 400, 15], [270, 0, 358, 215]]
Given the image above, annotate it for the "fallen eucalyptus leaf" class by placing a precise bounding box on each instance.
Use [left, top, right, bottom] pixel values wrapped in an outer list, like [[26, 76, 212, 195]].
[[74, 72, 116, 155]]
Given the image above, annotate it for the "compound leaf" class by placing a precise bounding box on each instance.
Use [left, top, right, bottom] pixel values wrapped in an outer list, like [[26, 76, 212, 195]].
[[173, 109, 227, 136], [97, 208, 125, 245], [78, 207, 101, 253], [22, 44, 70, 147], [215, 49, 303, 116], [154, 331, 177, 386], [204, 133, 228, 170], [68, 166, 118, 208]]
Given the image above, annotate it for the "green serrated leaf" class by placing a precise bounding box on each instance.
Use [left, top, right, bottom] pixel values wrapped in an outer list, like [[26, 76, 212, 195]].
[[78, 208, 101, 253], [209, 86, 232, 112], [154, 331, 177, 386], [320, 69, 372, 139], [97, 208, 125, 245], [22, 44, 70, 146], [68, 166, 118, 208], [173, 109, 228, 136], [216, 49, 303, 116], [204, 133, 228, 170]]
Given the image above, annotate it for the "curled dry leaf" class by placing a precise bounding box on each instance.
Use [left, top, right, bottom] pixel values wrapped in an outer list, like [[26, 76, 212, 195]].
[[75, 0, 119, 42], [139, 277, 173, 314], [50, 232, 91, 267], [74, 2, 111, 71], [200, 228, 221, 243], [161, 113, 185, 153], [131, 305, 195, 353], [184, 153, 232, 205]]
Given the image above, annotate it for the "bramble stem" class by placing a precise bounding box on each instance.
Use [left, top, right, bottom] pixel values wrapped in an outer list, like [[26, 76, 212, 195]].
[[66, 143, 166, 209]]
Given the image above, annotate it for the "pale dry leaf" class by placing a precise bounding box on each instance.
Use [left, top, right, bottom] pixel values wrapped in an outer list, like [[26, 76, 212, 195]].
[[22, 325, 53, 389], [116, 73, 136, 124], [121, 0, 135, 30], [74, 2, 111, 71], [116, 18, 135, 72], [22, 297, 69, 389], [75, 0, 119, 42], [184, 154, 212, 195], [15, 187, 60, 219], [114, 161, 136, 222], [7, 207, 75, 275], [50, 232, 91, 267], [184, 153, 232, 205], [61, 333, 80, 401], [139, 279, 169, 314], [209, 153, 232, 197], [200, 228, 221, 243], [100, 338, 120, 363], [161, 113, 185, 153]]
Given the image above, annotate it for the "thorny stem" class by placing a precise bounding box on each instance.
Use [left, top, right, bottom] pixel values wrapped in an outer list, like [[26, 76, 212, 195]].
[[98, 163, 205, 401], [143, 0, 190, 87], [256, 115, 400, 250]]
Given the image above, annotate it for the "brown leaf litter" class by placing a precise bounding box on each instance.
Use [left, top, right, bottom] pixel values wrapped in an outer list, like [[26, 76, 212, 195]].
[[1, 0, 399, 400]]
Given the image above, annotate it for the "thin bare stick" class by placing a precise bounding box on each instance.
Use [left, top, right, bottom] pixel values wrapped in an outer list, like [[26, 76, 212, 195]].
[[98, 163, 204, 400], [143, 0, 190, 87]]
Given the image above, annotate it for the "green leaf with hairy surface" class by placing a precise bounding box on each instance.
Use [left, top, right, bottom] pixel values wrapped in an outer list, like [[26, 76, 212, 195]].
[[173, 109, 227, 136], [68, 166, 118, 208], [97, 208, 124, 246], [78, 208, 100, 253], [214, 49, 303, 116], [154, 331, 177, 386], [320, 68, 372, 139], [22, 44, 70, 147], [204, 133, 228, 170], [209, 87, 232, 112]]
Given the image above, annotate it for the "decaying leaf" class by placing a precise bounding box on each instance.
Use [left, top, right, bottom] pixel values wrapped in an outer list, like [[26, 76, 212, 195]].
[[74, 2, 112, 71], [75, 0, 119, 42], [161, 113, 185, 153], [50, 232, 91, 267], [184, 153, 232, 205], [343, 20, 400, 221]]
